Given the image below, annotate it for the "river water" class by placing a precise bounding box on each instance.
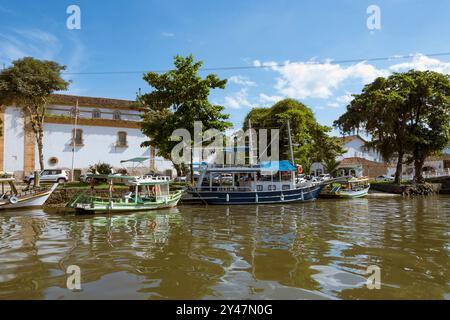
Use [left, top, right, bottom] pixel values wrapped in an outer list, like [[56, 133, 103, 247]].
[[0, 196, 449, 300]]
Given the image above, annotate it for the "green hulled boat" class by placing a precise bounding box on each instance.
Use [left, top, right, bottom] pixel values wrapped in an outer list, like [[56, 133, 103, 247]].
[[320, 177, 370, 199], [66, 174, 182, 214]]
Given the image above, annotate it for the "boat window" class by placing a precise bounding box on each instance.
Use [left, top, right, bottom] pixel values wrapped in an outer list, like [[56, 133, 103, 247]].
[[282, 185, 290, 190], [268, 185, 276, 191], [257, 185, 263, 191]]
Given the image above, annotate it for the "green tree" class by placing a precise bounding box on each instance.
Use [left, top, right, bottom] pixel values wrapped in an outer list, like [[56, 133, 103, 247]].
[[334, 70, 450, 183], [404, 70, 450, 182], [0, 57, 69, 171], [139, 54, 232, 180], [244, 99, 344, 172]]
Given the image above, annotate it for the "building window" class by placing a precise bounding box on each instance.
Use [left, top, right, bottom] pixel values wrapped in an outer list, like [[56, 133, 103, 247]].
[[92, 109, 101, 119], [70, 107, 80, 117], [116, 131, 128, 148], [113, 110, 122, 120], [72, 129, 83, 146]]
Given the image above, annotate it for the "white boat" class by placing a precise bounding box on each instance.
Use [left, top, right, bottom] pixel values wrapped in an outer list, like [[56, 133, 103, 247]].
[[0, 177, 58, 209]]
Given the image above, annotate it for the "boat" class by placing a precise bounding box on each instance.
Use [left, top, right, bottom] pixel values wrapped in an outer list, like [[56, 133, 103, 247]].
[[66, 174, 182, 213], [320, 177, 370, 199], [0, 175, 58, 209], [186, 160, 324, 205]]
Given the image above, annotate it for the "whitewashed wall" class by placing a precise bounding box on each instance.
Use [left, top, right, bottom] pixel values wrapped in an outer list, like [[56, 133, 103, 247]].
[[4, 107, 24, 173], [336, 139, 381, 162], [38, 123, 175, 173]]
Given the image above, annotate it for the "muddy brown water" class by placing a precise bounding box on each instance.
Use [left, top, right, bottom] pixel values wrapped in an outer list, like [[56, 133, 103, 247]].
[[0, 196, 449, 299]]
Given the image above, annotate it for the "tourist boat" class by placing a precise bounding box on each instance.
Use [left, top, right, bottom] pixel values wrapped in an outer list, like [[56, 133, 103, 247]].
[[0, 176, 58, 209], [320, 177, 370, 199], [186, 160, 324, 205], [66, 174, 182, 213]]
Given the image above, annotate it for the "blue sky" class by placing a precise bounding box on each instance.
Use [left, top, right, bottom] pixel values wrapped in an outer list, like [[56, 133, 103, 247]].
[[1, 0, 450, 132]]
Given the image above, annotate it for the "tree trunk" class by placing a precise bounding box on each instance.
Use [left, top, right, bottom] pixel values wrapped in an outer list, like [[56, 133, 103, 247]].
[[190, 147, 194, 185], [33, 170, 40, 188], [36, 128, 44, 171], [414, 158, 425, 183], [173, 163, 184, 177], [394, 151, 404, 184]]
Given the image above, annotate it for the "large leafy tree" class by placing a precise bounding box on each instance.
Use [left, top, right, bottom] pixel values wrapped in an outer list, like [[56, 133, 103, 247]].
[[139, 54, 232, 180], [244, 99, 344, 172], [334, 75, 410, 184], [0, 57, 69, 171], [334, 70, 450, 183], [404, 71, 450, 182]]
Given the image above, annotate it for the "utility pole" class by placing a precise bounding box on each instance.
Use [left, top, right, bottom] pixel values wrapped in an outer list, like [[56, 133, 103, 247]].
[[70, 99, 79, 182]]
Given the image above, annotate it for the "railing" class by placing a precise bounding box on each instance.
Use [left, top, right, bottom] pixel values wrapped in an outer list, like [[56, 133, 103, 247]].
[[401, 168, 450, 180], [189, 186, 253, 192], [423, 168, 450, 179]]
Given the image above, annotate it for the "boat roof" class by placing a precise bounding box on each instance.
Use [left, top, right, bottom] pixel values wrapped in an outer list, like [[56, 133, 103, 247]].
[[204, 160, 297, 173], [120, 157, 149, 164], [87, 174, 171, 185]]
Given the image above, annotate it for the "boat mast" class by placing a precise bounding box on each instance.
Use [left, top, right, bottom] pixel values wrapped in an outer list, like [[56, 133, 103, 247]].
[[287, 119, 295, 165], [248, 119, 255, 167]]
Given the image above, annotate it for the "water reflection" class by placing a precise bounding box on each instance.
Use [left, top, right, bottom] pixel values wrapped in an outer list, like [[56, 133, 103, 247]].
[[0, 196, 449, 299]]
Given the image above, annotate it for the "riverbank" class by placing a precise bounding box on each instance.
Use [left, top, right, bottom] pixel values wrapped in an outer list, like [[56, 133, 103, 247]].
[[370, 182, 442, 196]]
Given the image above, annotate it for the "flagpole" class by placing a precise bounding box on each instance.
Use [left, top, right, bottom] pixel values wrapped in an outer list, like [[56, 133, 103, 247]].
[[71, 99, 79, 182]]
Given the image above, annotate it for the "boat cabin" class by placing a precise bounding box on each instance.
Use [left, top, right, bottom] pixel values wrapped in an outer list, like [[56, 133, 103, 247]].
[[194, 160, 298, 192]]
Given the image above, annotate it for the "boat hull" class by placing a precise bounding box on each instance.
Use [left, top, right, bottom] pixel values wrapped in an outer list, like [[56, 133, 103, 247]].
[[72, 191, 183, 214], [320, 186, 370, 199], [0, 184, 58, 210], [187, 185, 323, 205]]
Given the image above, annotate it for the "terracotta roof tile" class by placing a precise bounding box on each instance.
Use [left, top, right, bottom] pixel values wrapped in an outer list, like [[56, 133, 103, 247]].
[[334, 135, 366, 145], [49, 94, 140, 110]]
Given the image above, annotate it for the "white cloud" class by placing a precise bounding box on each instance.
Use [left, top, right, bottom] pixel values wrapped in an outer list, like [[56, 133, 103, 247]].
[[0, 28, 61, 62], [389, 54, 450, 74], [327, 102, 340, 108], [228, 75, 256, 87], [259, 93, 284, 105], [224, 88, 252, 109], [162, 32, 175, 37], [335, 93, 353, 105], [260, 60, 388, 100]]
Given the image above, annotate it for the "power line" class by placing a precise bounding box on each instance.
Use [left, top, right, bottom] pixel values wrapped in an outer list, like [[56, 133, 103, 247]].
[[60, 51, 450, 76]]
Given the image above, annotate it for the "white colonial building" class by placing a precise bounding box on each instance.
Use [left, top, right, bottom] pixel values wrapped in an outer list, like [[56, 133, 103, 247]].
[[310, 135, 384, 177], [0, 94, 173, 179]]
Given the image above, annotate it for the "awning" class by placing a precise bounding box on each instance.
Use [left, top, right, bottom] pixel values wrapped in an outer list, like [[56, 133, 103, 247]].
[[258, 160, 297, 172]]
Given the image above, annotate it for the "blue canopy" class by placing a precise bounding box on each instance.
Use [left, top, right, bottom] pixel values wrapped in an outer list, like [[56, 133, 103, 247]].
[[258, 160, 297, 172]]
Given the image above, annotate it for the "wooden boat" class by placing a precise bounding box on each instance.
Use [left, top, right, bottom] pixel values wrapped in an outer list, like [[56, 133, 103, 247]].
[[66, 174, 182, 213], [0, 176, 58, 209], [320, 177, 370, 199], [186, 161, 324, 205]]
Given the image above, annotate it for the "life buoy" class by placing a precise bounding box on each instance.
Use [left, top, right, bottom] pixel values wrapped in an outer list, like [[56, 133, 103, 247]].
[[297, 165, 304, 174], [9, 196, 18, 204]]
